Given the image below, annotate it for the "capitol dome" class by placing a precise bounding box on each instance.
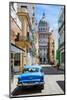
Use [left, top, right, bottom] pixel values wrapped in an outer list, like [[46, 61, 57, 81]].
[[38, 13, 49, 32], [39, 13, 48, 25]]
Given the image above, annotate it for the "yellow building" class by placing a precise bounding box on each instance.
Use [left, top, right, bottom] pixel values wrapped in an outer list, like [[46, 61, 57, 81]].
[[10, 3, 32, 73], [48, 33, 55, 64], [15, 5, 32, 71]]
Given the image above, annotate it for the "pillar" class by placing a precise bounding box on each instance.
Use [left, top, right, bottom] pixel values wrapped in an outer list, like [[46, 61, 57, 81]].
[[22, 16, 24, 36], [21, 16, 25, 71], [21, 51, 24, 71], [26, 47, 30, 65]]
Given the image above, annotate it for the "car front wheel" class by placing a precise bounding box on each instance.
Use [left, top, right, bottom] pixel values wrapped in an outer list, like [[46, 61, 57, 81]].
[[40, 84, 44, 89]]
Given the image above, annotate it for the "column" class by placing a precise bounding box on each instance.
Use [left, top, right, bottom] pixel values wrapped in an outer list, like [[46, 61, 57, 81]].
[[21, 16, 25, 71], [21, 50, 24, 71], [26, 47, 30, 65]]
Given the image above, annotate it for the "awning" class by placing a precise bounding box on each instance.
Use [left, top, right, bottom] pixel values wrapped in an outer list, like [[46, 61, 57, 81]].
[[10, 43, 24, 53]]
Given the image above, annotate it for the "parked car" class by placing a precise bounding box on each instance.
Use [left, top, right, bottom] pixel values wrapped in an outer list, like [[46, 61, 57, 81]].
[[16, 65, 45, 90]]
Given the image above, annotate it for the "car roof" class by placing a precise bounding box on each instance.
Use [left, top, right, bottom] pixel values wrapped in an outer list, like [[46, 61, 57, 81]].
[[24, 64, 42, 69]]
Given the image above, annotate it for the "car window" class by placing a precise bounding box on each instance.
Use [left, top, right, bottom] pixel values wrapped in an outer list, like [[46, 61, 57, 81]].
[[23, 68, 29, 73], [40, 68, 44, 73], [23, 67, 39, 73], [31, 68, 39, 72]]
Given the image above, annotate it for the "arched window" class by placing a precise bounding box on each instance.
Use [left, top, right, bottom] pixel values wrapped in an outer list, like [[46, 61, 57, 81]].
[[40, 58, 42, 62], [44, 58, 45, 62]]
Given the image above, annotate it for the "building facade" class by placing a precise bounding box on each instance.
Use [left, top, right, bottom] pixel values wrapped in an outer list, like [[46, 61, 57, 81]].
[[10, 2, 34, 72], [38, 13, 49, 64], [30, 5, 39, 64], [15, 4, 33, 70], [17, 3, 39, 64], [58, 7, 65, 69], [48, 33, 55, 64], [10, 2, 23, 73], [38, 13, 55, 64]]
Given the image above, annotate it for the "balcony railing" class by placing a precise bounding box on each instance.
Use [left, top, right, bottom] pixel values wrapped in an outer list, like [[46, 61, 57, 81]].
[[15, 34, 32, 43], [59, 42, 65, 49], [58, 21, 64, 32]]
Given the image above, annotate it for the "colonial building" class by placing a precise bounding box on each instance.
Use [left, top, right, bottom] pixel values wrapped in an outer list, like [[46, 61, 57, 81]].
[[15, 4, 33, 70], [38, 13, 55, 64], [10, 2, 33, 72], [58, 7, 65, 69], [17, 3, 39, 64], [48, 33, 55, 64], [29, 5, 39, 64], [38, 13, 49, 64]]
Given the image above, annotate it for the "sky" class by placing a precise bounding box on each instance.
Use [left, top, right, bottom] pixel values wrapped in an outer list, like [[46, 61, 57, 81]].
[[35, 4, 64, 57]]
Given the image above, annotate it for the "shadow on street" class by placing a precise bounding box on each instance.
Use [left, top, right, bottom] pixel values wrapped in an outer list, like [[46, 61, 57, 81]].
[[56, 81, 65, 92], [12, 86, 41, 96], [42, 66, 64, 75]]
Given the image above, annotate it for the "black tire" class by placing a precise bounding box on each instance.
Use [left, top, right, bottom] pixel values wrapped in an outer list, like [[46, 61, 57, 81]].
[[40, 84, 44, 89]]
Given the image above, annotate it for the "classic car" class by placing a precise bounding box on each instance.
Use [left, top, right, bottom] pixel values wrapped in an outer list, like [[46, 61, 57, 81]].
[[16, 65, 45, 89]]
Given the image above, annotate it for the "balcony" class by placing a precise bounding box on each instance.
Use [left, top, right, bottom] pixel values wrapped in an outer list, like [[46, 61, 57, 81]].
[[59, 42, 65, 49], [15, 34, 32, 42], [52, 50, 54, 55], [58, 21, 64, 32], [15, 33, 32, 48], [16, 10, 30, 26]]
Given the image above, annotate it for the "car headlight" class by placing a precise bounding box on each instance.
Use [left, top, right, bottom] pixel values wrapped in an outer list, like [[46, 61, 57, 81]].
[[18, 78, 21, 84]]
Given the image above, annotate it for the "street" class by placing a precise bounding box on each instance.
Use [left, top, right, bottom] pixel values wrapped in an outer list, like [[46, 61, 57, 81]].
[[11, 65, 65, 97], [10, 3, 65, 97]]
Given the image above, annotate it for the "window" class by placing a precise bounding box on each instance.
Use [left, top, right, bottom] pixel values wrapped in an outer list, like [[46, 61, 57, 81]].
[[15, 33, 20, 41], [32, 6, 35, 10], [32, 17, 34, 23], [11, 53, 14, 73], [42, 28, 45, 31], [23, 67, 39, 73], [40, 68, 44, 73], [40, 58, 42, 62], [21, 5, 27, 9], [14, 53, 20, 66], [33, 13, 35, 16], [11, 53, 13, 59], [44, 58, 45, 62], [27, 32, 30, 40], [11, 2, 15, 10], [40, 28, 42, 31], [39, 28, 40, 31], [61, 52, 64, 63]]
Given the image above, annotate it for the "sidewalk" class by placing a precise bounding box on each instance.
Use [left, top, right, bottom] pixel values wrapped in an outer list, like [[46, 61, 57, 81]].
[[40, 64, 52, 67], [11, 75, 18, 93]]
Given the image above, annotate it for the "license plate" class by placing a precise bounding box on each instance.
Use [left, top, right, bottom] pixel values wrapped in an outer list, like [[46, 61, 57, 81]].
[[23, 83, 33, 86]]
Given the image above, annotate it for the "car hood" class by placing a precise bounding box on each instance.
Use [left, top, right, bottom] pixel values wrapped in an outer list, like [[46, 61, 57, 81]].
[[16, 72, 44, 83], [16, 72, 43, 78]]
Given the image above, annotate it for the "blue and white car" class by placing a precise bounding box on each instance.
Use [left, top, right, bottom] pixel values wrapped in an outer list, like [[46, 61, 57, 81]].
[[16, 65, 45, 89]]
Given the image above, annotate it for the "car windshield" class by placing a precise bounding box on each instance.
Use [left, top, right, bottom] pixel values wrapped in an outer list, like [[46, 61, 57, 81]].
[[23, 67, 39, 73]]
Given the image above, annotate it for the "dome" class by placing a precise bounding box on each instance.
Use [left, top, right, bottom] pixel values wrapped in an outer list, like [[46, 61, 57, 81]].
[[39, 13, 48, 26], [38, 13, 49, 32]]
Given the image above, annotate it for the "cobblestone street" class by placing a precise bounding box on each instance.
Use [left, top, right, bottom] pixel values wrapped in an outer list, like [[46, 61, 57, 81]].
[[11, 65, 64, 97]]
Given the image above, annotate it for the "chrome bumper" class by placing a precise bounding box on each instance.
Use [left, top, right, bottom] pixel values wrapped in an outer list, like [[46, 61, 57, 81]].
[[17, 82, 45, 87]]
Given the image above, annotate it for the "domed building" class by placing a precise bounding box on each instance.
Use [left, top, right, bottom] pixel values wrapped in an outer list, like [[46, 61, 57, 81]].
[[38, 13, 49, 33], [38, 13, 55, 64]]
